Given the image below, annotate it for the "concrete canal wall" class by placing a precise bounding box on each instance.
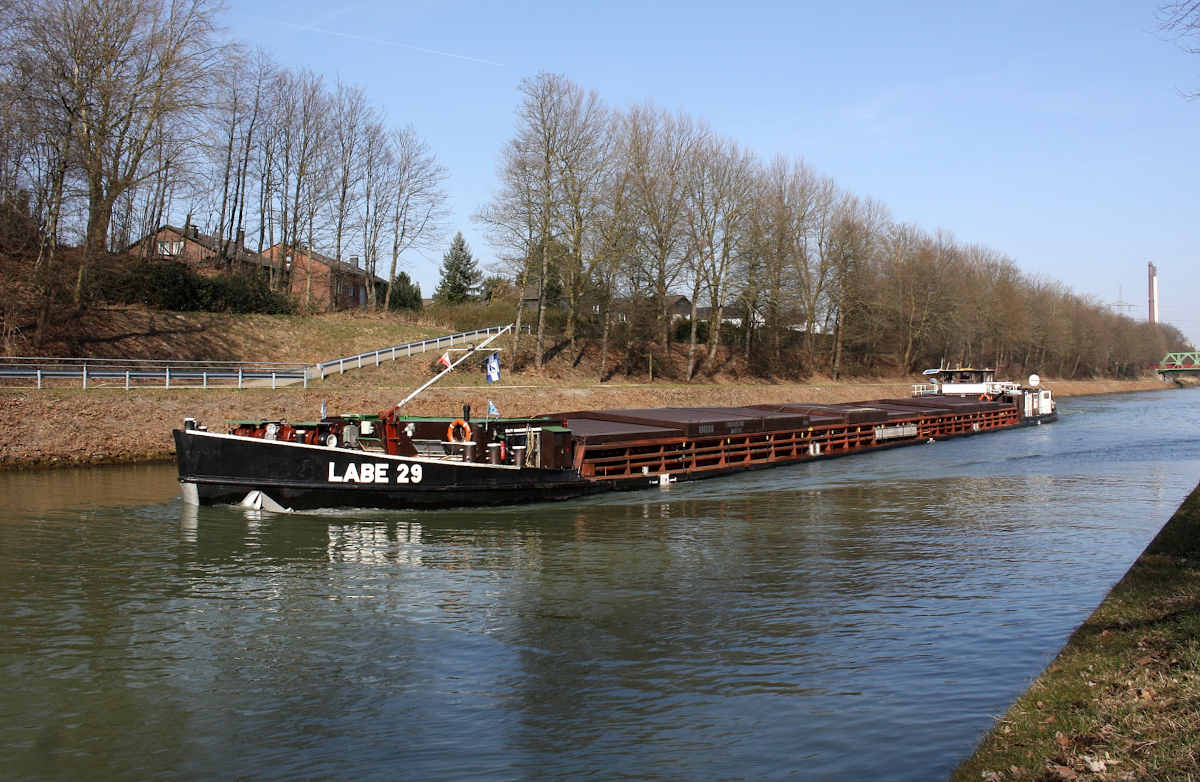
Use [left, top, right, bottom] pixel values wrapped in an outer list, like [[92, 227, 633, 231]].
[[951, 479, 1200, 781], [0, 377, 1172, 471]]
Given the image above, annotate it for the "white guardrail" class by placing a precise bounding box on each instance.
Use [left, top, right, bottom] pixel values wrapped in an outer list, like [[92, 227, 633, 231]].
[[313, 324, 525, 380], [0, 324, 528, 389], [0, 357, 310, 389]]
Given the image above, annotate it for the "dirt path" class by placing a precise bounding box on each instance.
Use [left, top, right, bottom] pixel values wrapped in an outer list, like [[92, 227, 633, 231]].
[[0, 377, 1171, 470]]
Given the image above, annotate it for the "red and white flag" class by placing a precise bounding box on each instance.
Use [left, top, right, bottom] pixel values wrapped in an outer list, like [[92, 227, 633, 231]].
[[437, 352, 452, 369]]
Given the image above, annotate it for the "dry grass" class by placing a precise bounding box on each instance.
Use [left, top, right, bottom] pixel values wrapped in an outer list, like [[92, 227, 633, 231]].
[[20, 307, 447, 363], [952, 483, 1200, 782], [0, 306, 1174, 469], [0, 376, 1165, 471]]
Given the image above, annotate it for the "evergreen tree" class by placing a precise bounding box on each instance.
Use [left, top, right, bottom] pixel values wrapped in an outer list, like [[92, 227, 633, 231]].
[[388, 271, 423, 311], [433, 232, 481, 305]]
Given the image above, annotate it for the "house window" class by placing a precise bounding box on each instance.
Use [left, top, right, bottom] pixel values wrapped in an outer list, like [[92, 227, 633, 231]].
[[157, 241, 183, 256]]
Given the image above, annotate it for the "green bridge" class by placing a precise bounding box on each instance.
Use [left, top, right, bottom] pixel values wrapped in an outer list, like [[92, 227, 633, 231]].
[[1157, 352, 1200, 373]]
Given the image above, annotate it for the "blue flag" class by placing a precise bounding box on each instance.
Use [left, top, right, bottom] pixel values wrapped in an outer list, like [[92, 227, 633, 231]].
[[485, 352, 501, 383], [488, 400, 499, 417]]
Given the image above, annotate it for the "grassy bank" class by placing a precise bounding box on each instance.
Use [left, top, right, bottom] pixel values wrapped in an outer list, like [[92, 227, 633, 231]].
[[0, 377, 1170, 470], [951, 481, 1200, 782], [16, 307, 447, 363]]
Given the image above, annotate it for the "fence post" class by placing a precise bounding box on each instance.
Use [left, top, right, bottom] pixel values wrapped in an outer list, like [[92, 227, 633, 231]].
[[239, 368, 243, 389], [303, 369, 308, 390], [165, 367, 170, 389], [37, 369, 42, 389], [272, 372, 276, 390], [125, 371, 130, 391], [82, 364, 87, 389], [320, 363, 325, 380], [203, 372, 208, 389]]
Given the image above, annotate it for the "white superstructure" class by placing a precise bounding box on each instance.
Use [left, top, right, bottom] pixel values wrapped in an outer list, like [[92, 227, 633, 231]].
[[912, 367, 1055, 418]]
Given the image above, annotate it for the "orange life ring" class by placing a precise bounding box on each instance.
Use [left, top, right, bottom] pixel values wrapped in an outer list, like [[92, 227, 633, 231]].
[[978, 394, 990, 401], [447, 419, 472, 443]]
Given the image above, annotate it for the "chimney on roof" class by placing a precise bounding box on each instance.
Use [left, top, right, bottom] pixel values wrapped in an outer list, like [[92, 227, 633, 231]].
[[349, 255, 359, 269], [191, 226, 199, 239], [236, 228, 245, 249]]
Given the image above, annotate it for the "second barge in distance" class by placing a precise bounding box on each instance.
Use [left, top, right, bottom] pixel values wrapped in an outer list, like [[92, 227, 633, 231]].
[[175, 365, 1057, 511]]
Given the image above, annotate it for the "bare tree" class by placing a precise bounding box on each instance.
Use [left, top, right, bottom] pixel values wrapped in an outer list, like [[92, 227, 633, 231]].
[[271, 68, 330, 303], [329, 80, 372, 264], [1159, 2, 1200, 96], [547, 80, 611, 361], [682, 131, 757, 377], [203, 46, 271, 266], [475, 131, 543, 361], [624, 103, 698, 347], [383, 125, 449, 309], [357, 120, 390, 308], [15, 0, 232, 306], [478, 73, 583, 370], [826, 194, 890, 377]]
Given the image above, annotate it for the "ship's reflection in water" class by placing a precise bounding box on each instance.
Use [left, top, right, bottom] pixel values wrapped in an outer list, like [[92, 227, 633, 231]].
[[1, 390, 1199, 782], [326, 521, 425, 566]]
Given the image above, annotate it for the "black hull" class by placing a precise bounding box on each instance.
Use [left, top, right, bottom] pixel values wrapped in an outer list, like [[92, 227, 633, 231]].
[[176, 405, 1057, 511], [174, 430, 609, 510]]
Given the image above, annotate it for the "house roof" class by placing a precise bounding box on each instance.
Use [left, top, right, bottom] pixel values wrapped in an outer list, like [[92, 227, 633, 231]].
[[147, 224, 264, 265], [268, 243, 387, 284]]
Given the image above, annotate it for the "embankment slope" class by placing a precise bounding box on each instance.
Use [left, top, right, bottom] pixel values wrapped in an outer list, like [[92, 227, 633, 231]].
[[1, 377, 1167, 469], [951, 481, 1200, 782]]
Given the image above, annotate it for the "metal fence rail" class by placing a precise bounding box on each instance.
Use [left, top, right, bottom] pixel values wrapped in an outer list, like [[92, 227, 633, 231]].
[[1, 324, 529, 389], [0, 357, 310, 389], [313, 324, 527, 380]]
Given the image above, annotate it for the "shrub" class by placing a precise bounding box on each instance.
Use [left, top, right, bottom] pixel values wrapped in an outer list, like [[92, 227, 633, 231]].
[[94, 261, 296, 314]]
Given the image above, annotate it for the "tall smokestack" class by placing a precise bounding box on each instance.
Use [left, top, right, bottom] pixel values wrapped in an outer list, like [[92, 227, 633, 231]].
[[1148, 262, 1159, 324]]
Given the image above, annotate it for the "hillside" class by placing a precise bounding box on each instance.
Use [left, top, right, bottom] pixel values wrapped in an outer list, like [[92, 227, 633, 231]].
[[5, 306, 448, 364]]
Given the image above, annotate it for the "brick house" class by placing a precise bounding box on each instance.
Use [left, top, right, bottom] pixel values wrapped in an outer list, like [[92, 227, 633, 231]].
[[130, 224, 264, 270], [263, 243, 385, 311]]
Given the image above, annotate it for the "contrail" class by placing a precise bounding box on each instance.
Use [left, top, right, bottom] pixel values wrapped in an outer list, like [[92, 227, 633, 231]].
[[237, 15, 505, 67]]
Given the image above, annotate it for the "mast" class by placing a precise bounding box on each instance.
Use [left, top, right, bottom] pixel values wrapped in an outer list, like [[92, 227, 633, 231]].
[[395, 325, 512, 410]]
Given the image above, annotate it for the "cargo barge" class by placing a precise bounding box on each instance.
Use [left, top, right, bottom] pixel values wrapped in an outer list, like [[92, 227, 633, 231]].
[[175, 365, 1056, 512]]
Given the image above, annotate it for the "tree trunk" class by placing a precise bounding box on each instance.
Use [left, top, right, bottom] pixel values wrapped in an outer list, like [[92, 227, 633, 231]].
[[512, 289, 525, 368], [598, 311, 611, 382], [76, 189, 115, 309], [535, 237, 549, 370], [831, 312, 844, 379], [685, 291, 701, 380], [705, 299, 725, 374]]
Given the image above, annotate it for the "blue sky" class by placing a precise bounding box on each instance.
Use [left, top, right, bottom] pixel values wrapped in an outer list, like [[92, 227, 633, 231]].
[[227, 1, 1200, 346]]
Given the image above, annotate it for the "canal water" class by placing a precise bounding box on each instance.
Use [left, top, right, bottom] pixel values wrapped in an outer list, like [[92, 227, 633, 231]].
[[2, 390, 1199, 782]]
